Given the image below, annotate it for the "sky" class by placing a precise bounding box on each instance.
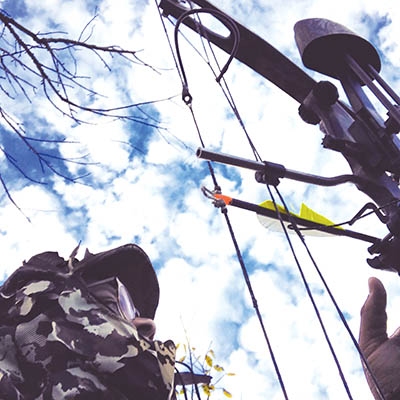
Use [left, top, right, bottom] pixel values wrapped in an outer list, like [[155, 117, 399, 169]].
[[0, 0, 399, 399]]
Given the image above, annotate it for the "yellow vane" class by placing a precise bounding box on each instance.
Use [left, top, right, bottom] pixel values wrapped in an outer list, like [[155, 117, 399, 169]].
[[257, 200, 342, 237]]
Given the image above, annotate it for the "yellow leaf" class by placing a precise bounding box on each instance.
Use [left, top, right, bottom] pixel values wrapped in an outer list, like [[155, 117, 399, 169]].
[[202, 384, 215, 395], [178, 355, 186, 362], [208, 349, 215, 358], [205, 354, 213, 367], [202, 385, 211, 396], [226, 372, 236, 376], [214, 364, 224, 372], [223, 388, 233, 398]]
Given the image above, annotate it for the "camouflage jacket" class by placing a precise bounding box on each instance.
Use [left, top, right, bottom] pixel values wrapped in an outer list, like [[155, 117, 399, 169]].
[[0, 252, 175, 400]]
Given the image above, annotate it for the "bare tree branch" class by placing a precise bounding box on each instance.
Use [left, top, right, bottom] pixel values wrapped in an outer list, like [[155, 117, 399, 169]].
[[0, 173, 31, 222], [0, 9, 172, 215]]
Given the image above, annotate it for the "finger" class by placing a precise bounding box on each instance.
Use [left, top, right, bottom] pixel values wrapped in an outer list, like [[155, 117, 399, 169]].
[[359, 277, 388, 357]]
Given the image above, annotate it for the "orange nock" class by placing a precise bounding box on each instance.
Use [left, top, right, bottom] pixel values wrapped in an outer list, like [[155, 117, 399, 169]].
[[214, 193, 233, 205]]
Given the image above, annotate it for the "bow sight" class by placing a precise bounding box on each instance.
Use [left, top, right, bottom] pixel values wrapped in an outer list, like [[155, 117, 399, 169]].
[[159, 0, 400, 273]]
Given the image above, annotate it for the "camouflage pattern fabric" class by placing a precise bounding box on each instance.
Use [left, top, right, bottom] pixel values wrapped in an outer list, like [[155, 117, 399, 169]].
[[0, 251, 175, 400]]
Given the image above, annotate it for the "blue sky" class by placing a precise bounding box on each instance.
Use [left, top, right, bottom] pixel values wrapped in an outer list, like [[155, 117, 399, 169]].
[[0, 0, 400, 399]]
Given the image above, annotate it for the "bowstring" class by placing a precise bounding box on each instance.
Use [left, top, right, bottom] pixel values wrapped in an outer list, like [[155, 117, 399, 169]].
[[154, 2, 385, 399], [162, 4, 290, 398], [155, 2, 289, 398]]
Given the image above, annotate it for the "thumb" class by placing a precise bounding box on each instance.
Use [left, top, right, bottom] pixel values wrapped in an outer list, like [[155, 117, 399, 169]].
[[359, 277, 388, 357]]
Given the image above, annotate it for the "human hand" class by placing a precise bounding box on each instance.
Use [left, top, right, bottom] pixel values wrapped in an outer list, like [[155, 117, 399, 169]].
[[359, 277, 400, 400]]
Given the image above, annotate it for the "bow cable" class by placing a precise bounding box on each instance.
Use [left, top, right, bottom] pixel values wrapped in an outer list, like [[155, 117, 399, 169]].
[[266, 185, 354, 399], [272, 187, 385, 400]]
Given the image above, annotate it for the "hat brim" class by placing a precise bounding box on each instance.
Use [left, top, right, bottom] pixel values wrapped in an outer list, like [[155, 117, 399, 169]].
[[74, 244, 159, 319]]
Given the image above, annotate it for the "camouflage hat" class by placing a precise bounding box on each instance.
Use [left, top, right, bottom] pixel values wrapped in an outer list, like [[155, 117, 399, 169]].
[[74, 243, 160, 319]]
